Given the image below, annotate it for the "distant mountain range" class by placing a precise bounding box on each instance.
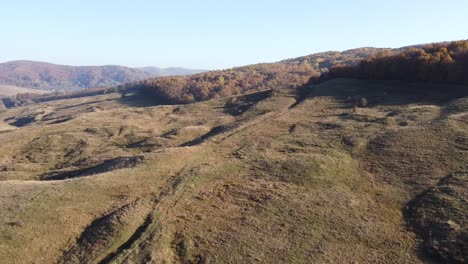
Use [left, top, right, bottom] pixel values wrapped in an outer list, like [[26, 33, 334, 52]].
[[0, 61, 207, 91]]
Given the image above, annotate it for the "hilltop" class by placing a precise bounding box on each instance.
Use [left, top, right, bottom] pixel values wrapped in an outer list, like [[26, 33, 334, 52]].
[[126, 47, 389, 104], [131, 41, 468, 104]]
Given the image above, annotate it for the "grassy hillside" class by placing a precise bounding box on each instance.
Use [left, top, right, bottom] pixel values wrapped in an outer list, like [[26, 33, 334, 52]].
[[0, 79, 466, 263], [0, 84, 48, 98]]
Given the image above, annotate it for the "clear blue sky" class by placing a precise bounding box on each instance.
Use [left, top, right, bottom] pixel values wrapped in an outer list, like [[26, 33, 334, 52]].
[[1, 0, 467, 69]]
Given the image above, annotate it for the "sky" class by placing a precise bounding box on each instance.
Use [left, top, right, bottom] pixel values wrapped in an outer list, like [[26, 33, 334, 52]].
[[0, 0, 467, 69]]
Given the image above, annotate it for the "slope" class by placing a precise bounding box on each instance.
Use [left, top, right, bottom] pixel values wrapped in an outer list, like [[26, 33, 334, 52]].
[[120, 47, 390, 103], [0, 84, 48, 98], [0, 78, 466, 263]]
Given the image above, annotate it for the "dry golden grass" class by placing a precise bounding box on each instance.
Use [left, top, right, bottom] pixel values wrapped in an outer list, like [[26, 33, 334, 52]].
[[0, 84, 48, 98], [0, 79, 466, 263]]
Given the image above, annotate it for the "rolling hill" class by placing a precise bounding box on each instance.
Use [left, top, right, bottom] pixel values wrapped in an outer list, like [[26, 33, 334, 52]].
[[0, 61, 206, 91], [0, 48, 389, 108], [0, 77, 466, 263], [127, 47, 391, 103], [0, 41, 466, 263], [0, 84, 48, 98], [318, 40, 468, 85], [122, 41, 468, 105]]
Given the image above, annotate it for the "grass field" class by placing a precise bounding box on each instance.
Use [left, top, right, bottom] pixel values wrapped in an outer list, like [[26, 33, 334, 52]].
[[0, 79, 466, 263], [0, 84, 48, 98]]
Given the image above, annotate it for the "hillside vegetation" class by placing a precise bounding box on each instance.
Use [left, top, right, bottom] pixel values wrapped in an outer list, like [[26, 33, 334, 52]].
[[3, 41, 467, 108], [0, 41, 467, 263], [0, 84, 48, 98], [119, 41, 468, 105], [125, 48, 387, 103], [0, 87, 118, 108], [0, 78, 466, 263], [320, 40, 468, 85], [0, 48, 386, 108]]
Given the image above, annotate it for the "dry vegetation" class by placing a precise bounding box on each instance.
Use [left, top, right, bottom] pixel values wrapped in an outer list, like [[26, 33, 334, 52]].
[[0, 85, 48, 98], [320, 40, 468, 85], [123, 48, 387, 104], [0, 78, 466, 263], [0, 48, 385, 109]]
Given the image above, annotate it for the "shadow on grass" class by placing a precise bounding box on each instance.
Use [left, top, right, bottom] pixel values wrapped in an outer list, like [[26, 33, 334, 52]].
[[402, 172, 468, 264], [41, 155, 144, 181], [307, 79, 468, 108], [55, 98, 117, 110], [118, 91, 173, 108]]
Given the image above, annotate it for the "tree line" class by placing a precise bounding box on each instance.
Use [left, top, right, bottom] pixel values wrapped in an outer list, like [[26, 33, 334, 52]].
[[316, 40, 468, 85], [125, 48, 384, 104], [4, 42, 466, 108]]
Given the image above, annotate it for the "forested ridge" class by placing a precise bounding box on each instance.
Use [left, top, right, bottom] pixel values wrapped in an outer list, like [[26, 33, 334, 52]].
[[318, 40, 468, 84], [3, 41, 467, 108], [122, 48, 385, 103]]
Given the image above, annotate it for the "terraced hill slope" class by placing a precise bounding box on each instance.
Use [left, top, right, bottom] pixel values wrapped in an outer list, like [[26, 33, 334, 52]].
[[0, 79, 466, 263]]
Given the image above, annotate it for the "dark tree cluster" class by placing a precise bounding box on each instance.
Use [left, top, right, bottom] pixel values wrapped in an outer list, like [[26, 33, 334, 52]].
[[317, 40, 468, 85]]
